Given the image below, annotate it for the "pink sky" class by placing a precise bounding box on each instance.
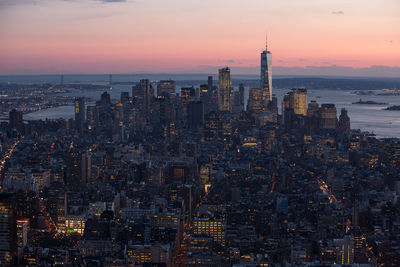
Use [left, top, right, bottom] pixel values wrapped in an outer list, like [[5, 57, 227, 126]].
[[0, 0, 399, 75]]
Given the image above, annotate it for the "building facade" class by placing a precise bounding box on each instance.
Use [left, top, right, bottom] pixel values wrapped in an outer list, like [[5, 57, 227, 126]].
[[218, 67, 233, 112]]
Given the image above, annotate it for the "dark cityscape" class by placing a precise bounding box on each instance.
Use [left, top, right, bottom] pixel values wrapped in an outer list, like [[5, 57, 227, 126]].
[[1, 0, 400, 266]]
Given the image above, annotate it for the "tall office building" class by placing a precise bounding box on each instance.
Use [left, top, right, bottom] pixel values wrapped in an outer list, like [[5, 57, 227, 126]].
[[239, 83, 245, 108], [74, 97, 85, 133], [204, 111, 220, 141], [289, 88, 307, 116], [132, 79, 154, 114], [181, 87, 195, 105], [9, 109, 23, 133], [307, 100, 320, 134], [307, 100, 319, 117], [157, 80, 176, 101], [320, 104, 337, 129], [338, 108, 351, 133], [86, 106, 98, 130], [100, 91, 111, 106], [187, 101, 204, 129], [233, 91, 243, 113], [207, 76, 213, 89], [218, 67, 233, 112], [247, 88, 263, 119], [81, 151, 92, 183], [120, 92, 130, 105], [0, 193, 17, 265], [16, 219, 28, 249], [334, 236, 354, 264], [261, 35, 272, 110]]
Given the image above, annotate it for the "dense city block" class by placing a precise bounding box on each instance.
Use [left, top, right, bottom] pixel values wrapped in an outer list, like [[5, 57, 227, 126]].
[[0, 43, 400, 267]]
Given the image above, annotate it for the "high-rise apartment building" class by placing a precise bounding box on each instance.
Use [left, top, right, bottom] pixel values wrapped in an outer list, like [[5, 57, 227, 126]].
[[218, 67, 233, 112]]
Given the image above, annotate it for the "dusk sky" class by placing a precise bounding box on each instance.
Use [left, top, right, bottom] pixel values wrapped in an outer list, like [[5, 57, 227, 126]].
[[0, 0, 399, 76]]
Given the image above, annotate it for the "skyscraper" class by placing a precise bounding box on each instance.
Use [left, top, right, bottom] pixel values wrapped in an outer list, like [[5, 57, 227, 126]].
[[338, 108, 351, 133], [334, 236, 355, 264], [247, 88, 263, 119], [74, 97, 85, 133], [239, 83, 245, 108], [0, 193, 17, 265], [289, 88, 307, 116], [120, 92, 130, 105], [157, 80, 176, 101], [207, 76, 213, 90], [260, 34, 272, 110], [218, 67, 233, 112], [320, 104, 337, 129], [81, 150, 92, 184], [132, 79, 154, 112], [187, 100, 204, 129], [181, 87, 195, 105], [132, 79, 154, 124], [9, 109, 23, 134]]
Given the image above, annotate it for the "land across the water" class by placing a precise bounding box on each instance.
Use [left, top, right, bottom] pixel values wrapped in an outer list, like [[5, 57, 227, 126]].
[[385, 105, 400, 111], [2, 74, 400, 138], [352, 99, 388, 105]]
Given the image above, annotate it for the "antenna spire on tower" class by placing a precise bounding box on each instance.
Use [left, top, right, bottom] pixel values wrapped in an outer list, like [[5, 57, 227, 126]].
[[265, 32, 268, 51]]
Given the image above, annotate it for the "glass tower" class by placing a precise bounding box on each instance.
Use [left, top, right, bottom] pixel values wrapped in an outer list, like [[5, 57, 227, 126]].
[[218, 67, 233, 112], [260, 35, 272, 110]]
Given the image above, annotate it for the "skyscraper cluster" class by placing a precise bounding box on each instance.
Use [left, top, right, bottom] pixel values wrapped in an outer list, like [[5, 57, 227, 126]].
[[1, 36, 399, 266]]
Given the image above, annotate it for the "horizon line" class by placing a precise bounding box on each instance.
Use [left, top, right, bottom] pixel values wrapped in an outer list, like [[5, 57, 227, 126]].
[[1, 73, 400, 80]]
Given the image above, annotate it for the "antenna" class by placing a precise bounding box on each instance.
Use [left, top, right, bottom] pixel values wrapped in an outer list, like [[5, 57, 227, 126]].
[[265, 32, 268, 51]]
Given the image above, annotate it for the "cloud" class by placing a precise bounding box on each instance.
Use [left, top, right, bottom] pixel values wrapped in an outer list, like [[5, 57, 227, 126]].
[[226, 59, 235, 63], [332, 10, 344, 15], [186, 65, 400, 77], [0, 0, 39, 7], [0, 0, 129, 7], [99, 0, 127, 2]]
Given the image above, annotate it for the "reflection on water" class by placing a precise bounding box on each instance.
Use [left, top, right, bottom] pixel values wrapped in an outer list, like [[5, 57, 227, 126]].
[[26, 84, 400, 138]]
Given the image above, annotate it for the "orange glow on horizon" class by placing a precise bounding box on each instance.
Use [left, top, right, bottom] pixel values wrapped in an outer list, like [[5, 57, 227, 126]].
[[0, 0, 399, 75]]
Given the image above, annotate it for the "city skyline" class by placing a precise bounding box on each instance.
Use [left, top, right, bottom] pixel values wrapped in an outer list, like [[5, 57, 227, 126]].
[[1, 1, 400, 266], [0, 0, 399, 76]]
